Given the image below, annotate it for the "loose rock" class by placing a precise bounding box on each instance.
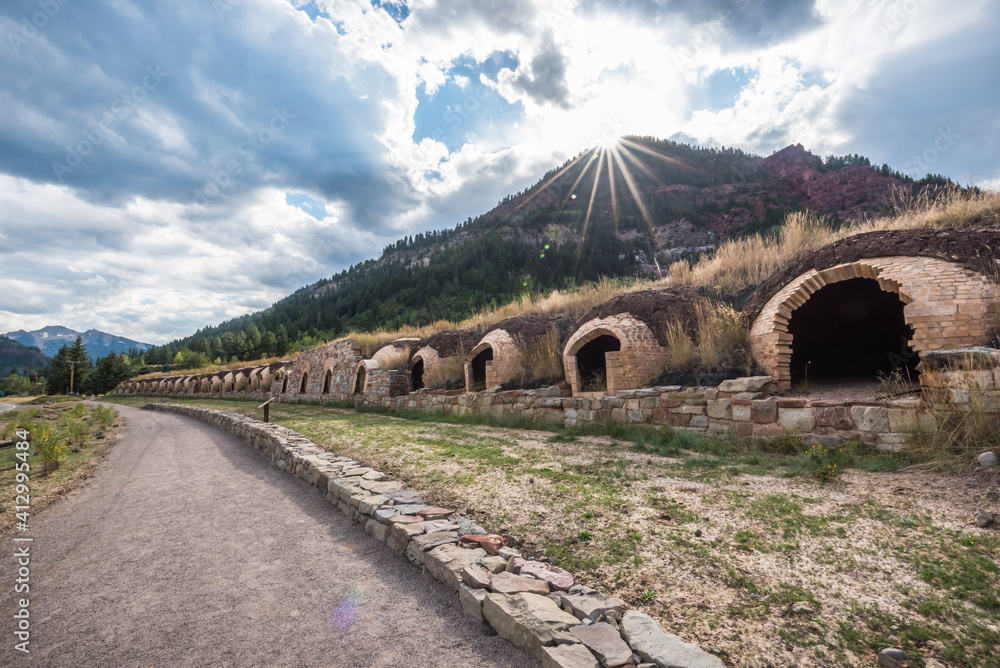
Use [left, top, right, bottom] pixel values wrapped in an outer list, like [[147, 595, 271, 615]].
[[482, 592, 581, 659], [540, 643, 601, 668], [461, 565, 493, 590], [482, 555, 508, 574], [511, 557, 575, 591], [977, 451, 998, 468], [973, 508, 994, 528], [424, 544, 487, 593], [570, 622, 634, 668], [878, 648, 906, 668], [491, 571, 551, 595], [460, 533, 508, 556], [621, 611, 725, 668]]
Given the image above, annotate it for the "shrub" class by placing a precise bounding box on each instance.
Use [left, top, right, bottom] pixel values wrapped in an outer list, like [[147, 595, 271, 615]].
[[93, 405, 117, 426], [695, 302, 751, 373], [64, 418, 90, 449], [32, 422, 67, 475], [374, 347, 411, 372], [805, 444, 840, 482]]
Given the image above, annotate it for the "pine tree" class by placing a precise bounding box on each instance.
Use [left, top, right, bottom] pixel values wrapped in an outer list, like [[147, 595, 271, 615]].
[[45, 336, 93, 395]]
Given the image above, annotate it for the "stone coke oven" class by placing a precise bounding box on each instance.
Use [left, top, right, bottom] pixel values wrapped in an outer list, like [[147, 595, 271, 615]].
[[563, 288, 703, 396], [410, 330, 478, 391], [464, 315, 563, 392], [744, 229, 1000, 391], [352, 360, 378, 394]]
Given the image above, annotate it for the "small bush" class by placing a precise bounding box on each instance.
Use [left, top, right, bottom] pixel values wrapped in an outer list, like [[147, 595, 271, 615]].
[[93, 405, 117, 426], [33, 422, 67, 474], [374, 347, 411, 373], [695, 302, 751, 373], [805, 444, 840, 482]]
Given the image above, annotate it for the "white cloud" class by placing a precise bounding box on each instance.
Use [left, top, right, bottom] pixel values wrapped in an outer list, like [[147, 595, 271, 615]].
[[0, 0, 996, 342]]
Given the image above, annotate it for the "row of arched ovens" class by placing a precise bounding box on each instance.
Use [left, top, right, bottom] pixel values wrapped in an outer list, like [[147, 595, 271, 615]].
[[119, 234, 1000, 399], [118, 362, 291, 396]]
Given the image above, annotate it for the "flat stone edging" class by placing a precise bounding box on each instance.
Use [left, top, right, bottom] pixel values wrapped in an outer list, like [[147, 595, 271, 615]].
[[143, 403, 726, 668]]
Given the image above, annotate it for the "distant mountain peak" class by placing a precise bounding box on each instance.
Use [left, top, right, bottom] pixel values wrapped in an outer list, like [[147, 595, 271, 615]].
[[1, 326, 151, 359]]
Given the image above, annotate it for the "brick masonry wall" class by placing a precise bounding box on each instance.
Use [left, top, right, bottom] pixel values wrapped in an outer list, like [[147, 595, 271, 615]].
[[562, 313, 667, 396], [465, 329, 520, 391], [117, 337, 999, 451], [750, 257, 998, 390]]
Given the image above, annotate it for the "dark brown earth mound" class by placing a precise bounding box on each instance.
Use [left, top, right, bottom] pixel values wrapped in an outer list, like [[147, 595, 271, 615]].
[[574, 288, 705, 346], [742, 227, 1000, 321], [418, 329, 479, 358], [483, 314, 565, 345]]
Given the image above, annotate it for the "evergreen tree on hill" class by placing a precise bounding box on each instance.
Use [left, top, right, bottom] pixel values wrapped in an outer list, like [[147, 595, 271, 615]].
[[45, 336, 93, 395]]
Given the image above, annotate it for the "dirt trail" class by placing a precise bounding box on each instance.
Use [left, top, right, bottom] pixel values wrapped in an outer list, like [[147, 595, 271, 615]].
[[0, 404, 536, 667]]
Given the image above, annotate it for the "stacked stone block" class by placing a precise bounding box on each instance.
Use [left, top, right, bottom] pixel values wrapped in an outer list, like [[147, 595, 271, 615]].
[[750, 256, 998, 391]]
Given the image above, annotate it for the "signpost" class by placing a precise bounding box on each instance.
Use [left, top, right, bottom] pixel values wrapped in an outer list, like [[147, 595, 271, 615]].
[[258, 397, 274, 423]]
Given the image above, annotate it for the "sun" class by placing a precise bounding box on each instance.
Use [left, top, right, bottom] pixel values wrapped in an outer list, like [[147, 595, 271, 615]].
[[593, 133, 622, 150]]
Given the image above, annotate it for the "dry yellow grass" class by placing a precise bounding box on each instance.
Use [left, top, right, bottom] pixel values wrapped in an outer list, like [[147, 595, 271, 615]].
[[139, 188, 1000, 380], [329, 190, 998, 356], [512, 328, 564, 386], [423, 351, 467, 390], [663, 321, 695, 372]]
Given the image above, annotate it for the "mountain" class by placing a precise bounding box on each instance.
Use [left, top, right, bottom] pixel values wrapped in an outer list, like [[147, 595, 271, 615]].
[[2, 326, 152, 359], [146, 138, 954, 362], [0, 335, 50, 378]]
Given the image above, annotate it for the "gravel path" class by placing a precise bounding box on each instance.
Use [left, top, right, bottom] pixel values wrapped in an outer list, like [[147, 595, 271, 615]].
[[0, 404, 537, 667]]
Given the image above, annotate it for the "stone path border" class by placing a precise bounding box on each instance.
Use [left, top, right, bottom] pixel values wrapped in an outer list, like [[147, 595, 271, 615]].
[[143, 403, 726, 668]]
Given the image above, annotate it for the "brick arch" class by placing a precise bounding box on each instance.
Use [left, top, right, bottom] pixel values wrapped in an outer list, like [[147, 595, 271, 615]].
[[465, 329, 519, 392], [562, 313, 667, 396], [750, 256, 998, 391], [353, 360, 377, 394]]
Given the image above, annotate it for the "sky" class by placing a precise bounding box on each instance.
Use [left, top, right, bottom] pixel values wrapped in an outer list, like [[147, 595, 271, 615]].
[[1, 0, 997, 345]]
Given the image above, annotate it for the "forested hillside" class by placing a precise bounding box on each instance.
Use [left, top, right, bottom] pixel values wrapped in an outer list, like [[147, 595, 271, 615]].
[[0, 335, 49, 378], [138, 137, 956, 368]]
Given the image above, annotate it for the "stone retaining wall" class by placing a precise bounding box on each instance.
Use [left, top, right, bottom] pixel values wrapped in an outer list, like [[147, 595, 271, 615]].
[[122, 374, 944, 450], [357, 377, 941, 451], [145, 403, 724, 668]]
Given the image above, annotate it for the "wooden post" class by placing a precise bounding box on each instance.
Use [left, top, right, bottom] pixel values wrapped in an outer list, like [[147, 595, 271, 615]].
[[259, 397, 274, 423]]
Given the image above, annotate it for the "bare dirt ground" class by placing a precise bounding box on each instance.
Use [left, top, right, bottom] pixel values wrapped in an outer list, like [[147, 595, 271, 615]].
[[0, 404, 536, 668]]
